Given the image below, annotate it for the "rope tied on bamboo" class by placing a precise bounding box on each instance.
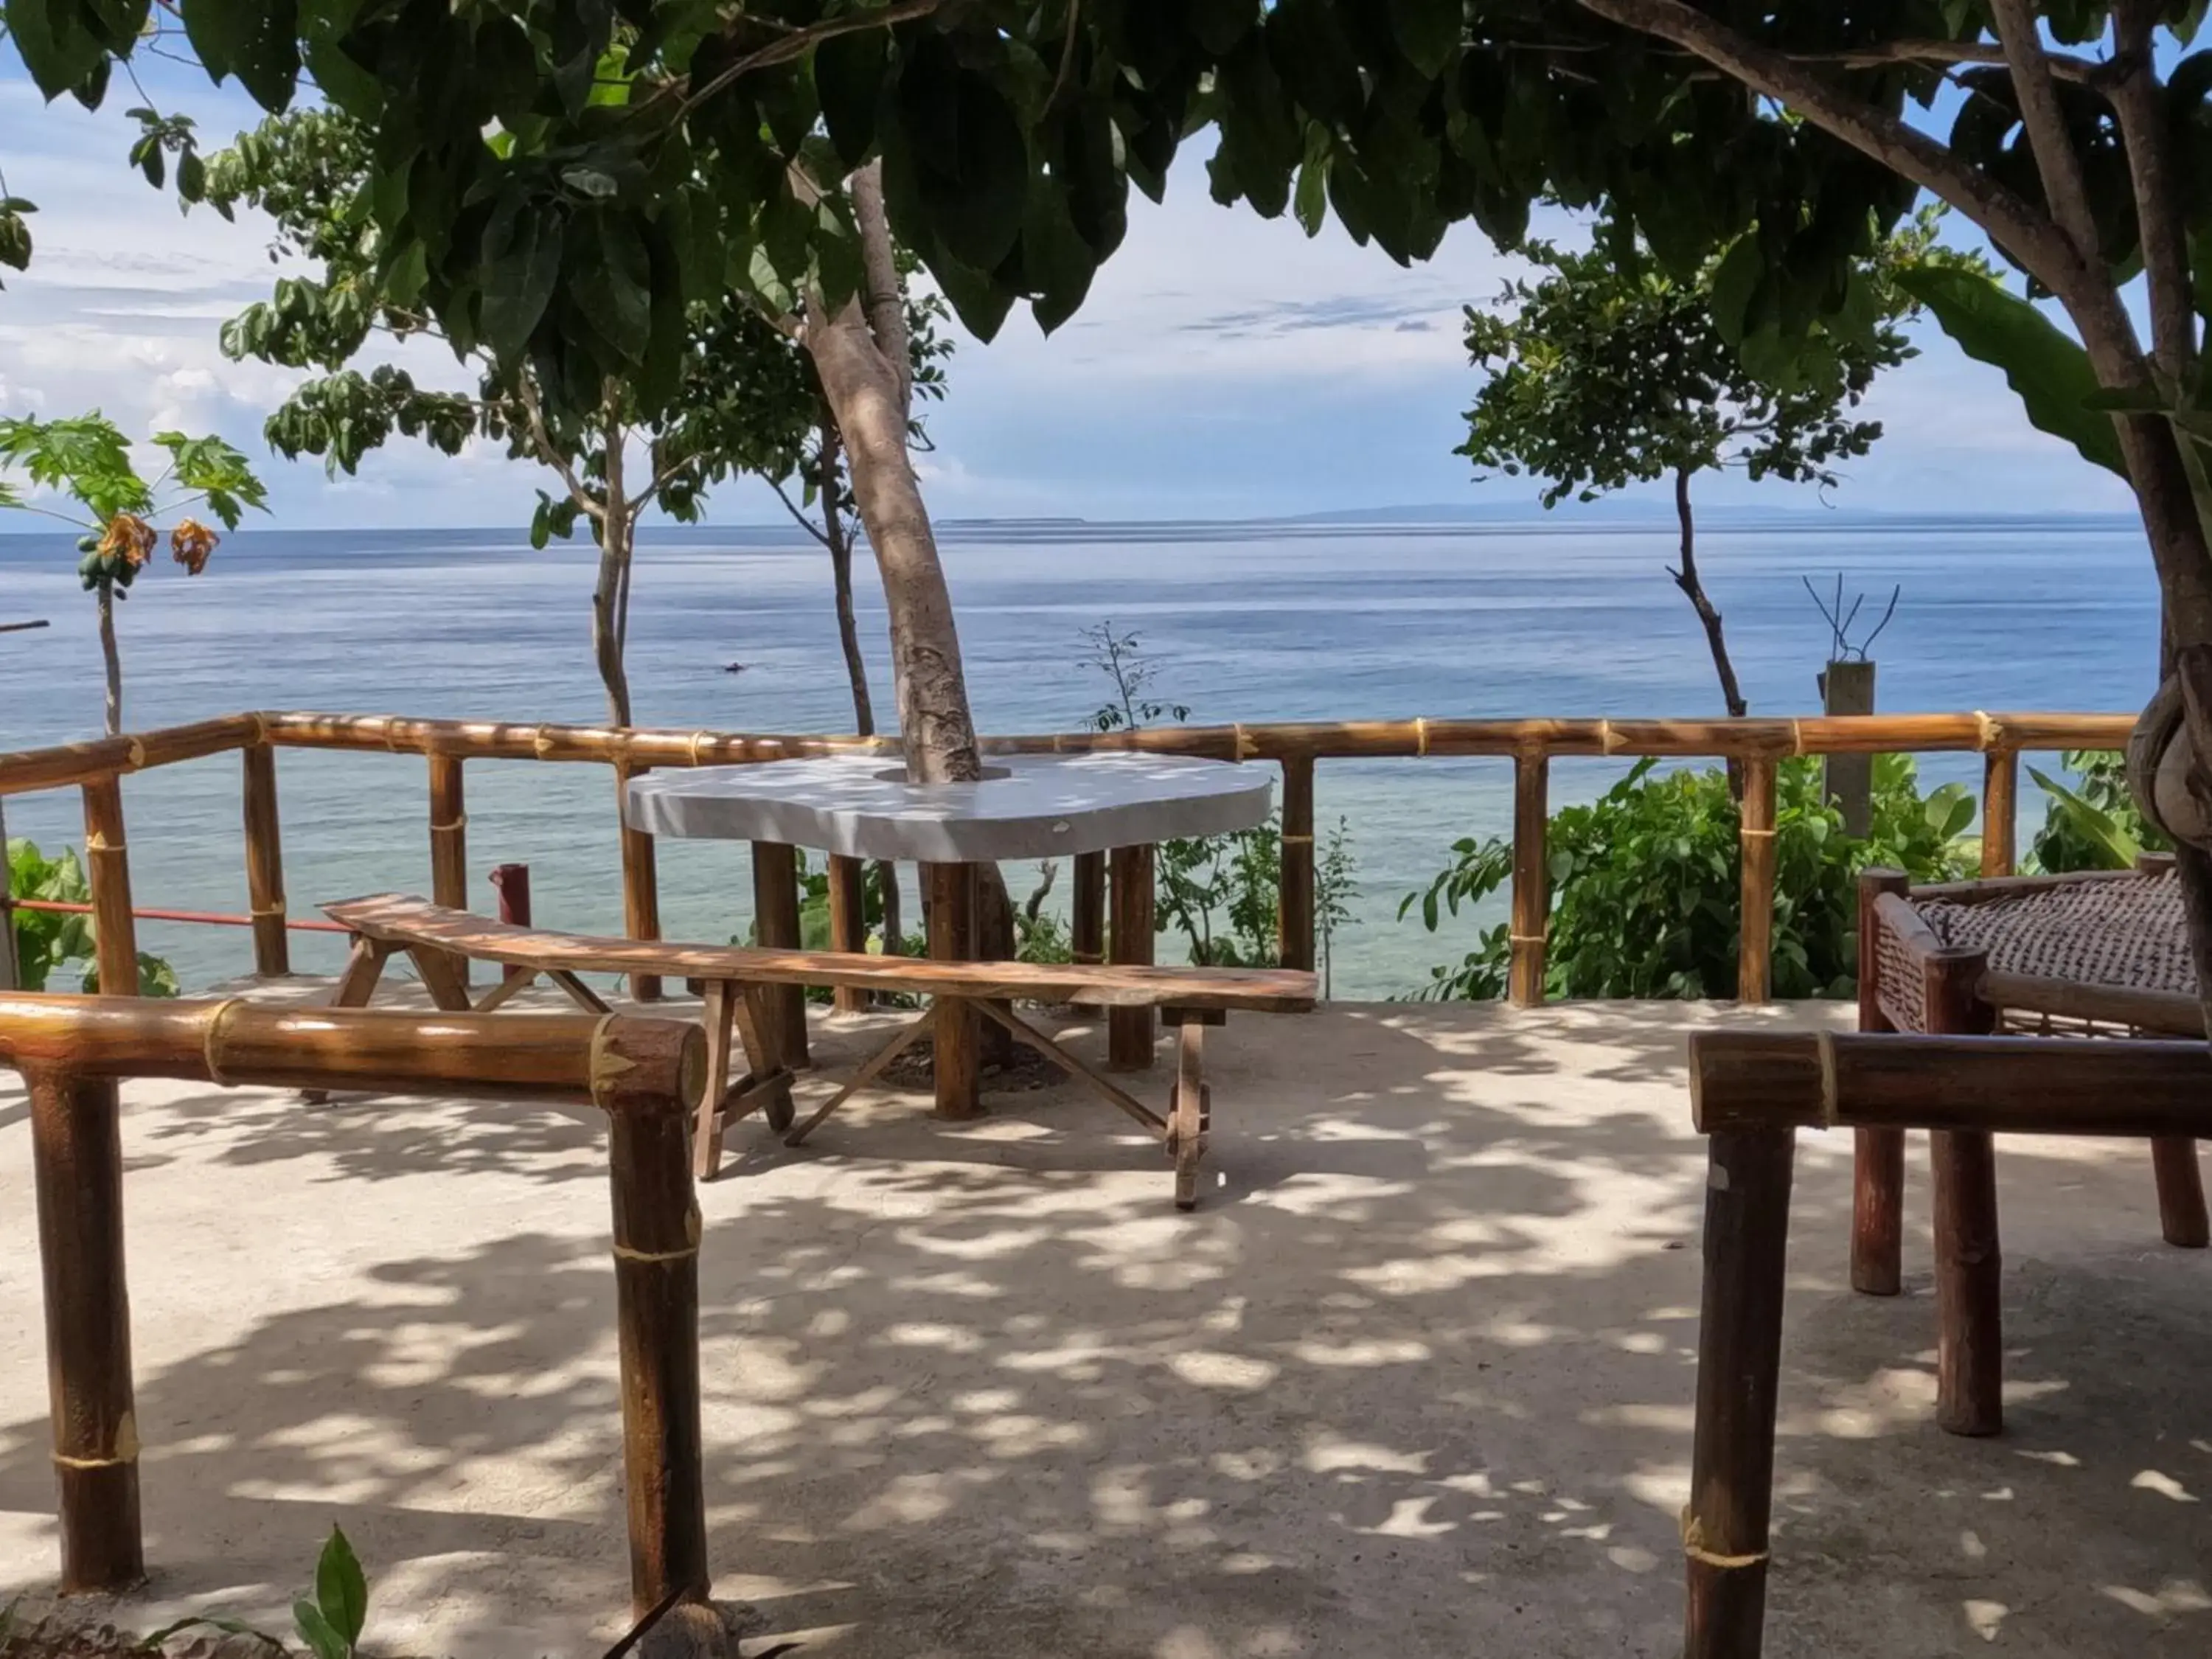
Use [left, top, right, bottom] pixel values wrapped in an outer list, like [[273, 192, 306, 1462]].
[[249, 712, 270, 746], [1598, 718, 1621, 756], [126, 737, 147, 771], [533, 726, 556, 759], [1416, 717, 1429, 757], [689, 731, 712, 768], [83, 830, 122, 853], [1281, 833, 1315, 845], [202, 996, 247, 1087], [250, 902, 287, 919], [1789, 718, 1805, 757], [431, 815, 467, 833], [1508, 932, 1547, 945], [1680, 1509, 1767, 1571], [1739, 828, 1778, 840], [1234, 723, 1251, 761]]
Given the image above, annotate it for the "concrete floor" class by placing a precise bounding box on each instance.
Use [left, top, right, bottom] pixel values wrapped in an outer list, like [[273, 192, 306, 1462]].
[[0, 995, 2208, 1658]]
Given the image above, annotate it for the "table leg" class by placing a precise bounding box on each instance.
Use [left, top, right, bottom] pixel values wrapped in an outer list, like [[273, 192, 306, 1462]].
[[751, 841, 810, 1068], [926, 861, 981, 1120], [1108, 843, 1156, 1070]]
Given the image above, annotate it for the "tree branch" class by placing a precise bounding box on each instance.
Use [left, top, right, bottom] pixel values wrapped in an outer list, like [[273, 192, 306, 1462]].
[[680, 0, 945, 117], [1568, 0, 2091, 306], [515, 374, 605, 521], [2109, 0, 2197, 386], [769, 476, 834, 548], [1986, 0, 2104, 271]]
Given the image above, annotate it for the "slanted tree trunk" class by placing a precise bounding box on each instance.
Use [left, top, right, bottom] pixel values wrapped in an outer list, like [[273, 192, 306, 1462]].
[[804, 163, 980, 784], [818, 420, 877, 737], [97, 587, 122, 737], [591, 400, 636, 728], [1670, 465, 1747, 720]]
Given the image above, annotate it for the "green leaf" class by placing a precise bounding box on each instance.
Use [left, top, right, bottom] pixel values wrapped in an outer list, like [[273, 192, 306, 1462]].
[[1893, 265, 2127, 479], [894, 44, 1029, 274], [571, 209, 653, 364], [814, 24, 886, 170], [293, 1600, 349, 1659], [315, 1526, 368, 1646], [2026, 765, 2140, 869], [479, 195, 563, 362], [1387, 0, 1461, 78]]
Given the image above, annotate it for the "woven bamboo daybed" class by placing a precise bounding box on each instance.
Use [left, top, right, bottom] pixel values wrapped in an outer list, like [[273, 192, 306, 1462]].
[[1851, 858, 2208, 1436]]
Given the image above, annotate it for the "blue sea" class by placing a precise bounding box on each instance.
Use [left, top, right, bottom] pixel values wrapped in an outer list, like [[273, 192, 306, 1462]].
[[0, 515, 2164, 997]]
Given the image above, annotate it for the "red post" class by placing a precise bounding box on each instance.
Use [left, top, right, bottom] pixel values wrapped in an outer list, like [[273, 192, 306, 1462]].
[[490, 863, 532, 985]]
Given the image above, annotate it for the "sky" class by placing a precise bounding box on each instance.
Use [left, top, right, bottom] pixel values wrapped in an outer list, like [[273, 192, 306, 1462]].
[[0, 58, 2140, 531]]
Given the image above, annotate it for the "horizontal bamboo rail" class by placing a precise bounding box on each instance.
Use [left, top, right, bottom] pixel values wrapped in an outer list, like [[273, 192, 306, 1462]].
[[0, 994, 709, 1617], [5, 898, 350, 934], [0, 709, 2141, 1009]]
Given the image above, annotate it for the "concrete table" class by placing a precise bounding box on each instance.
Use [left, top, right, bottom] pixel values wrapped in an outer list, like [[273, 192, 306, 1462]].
[[625, 752, 1274, 1117]]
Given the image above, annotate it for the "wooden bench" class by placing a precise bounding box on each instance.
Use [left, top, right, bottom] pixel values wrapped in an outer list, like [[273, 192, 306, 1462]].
[[321, 893, 1318, 1208]]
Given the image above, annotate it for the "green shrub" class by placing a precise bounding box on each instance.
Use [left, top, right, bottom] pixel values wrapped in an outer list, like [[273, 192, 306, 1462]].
[[2027, 748, 2168, 873], [1404, 754, 1975, 1001], [7, 837, 177, 995]]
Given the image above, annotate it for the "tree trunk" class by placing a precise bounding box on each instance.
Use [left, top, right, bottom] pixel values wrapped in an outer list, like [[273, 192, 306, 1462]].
[[1671, 466, 1748, 719], [593, 405, 636, 728], [820, 422, 877, 737], [804, 166, 980, 784], [97, 587, 122, 737]]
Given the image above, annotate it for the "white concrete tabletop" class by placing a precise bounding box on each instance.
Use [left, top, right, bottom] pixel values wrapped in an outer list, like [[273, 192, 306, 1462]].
[[624, 751, 1274, 862]]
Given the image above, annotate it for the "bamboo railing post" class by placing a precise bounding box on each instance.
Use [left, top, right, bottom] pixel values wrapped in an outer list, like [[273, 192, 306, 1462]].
[[1736, 757, 1778, 1004], [80, 776, 137, 998], [240, 740, 290, 978], [25, 1063, 143, 1592], [925, 861, 981, 1119], [1107, 843, 1156, 1069], [490, 863, 532, 987], [1, 793, 18, 992], [616, 765, 663, 1002], [750, 841, 810, 1065], [1851, 869, 1911, 1298], [1278, 755, 1315, 973], [1509, 748, 1551, 1007], [1071, 849, 1105, 1012], [605, 1099, 710, 1616], [1683, 1127, 1795, 1659], [826, 855, 869, 1014], [1926, 946, 2003, 1437], [1979, 746, 2018, 880], [426, 752, 470, 991]]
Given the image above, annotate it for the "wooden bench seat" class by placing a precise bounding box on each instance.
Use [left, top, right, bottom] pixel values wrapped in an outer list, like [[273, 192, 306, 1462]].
[[321, 893, 1317, 1208]]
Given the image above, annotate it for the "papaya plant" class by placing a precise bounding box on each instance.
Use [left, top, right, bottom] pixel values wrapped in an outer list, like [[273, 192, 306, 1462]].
[[0, 413, 264, 736]]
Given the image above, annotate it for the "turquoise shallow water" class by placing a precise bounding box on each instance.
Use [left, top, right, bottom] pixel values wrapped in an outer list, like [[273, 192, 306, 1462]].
[[0, 514, 2162, 996]]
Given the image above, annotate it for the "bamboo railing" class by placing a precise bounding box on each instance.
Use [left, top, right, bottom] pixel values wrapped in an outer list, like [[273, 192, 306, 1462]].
[[0, 993, 708, 1617], [0, 708, 2137, 1005]]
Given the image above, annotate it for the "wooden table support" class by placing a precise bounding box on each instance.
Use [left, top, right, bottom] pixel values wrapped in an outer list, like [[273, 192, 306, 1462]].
[[1509, 748, 1549, 1007], [1849, 869, 1910, 1298], [1071, 849, 1105, 1012], [1278, 756, 1315, 973], [751, 841, 810, 1068], [825, 855, 869, 1014], [1736, 757, 1776, 1004], [26, 1064, 143, 1593], [427, 753, 469, 991], [926, 862, 981, 1119], [1108, 844, 1156, 1069], [1682, 1127, 1795, 1659], [1926, 947, 2002, 1438], [616, 765, 664, 1003]]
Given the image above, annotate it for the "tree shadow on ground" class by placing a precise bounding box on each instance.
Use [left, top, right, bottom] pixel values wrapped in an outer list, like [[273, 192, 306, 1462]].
[[0, 1002, 2204, 1659]]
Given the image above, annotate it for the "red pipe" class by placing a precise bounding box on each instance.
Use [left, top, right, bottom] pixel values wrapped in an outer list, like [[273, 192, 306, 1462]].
[[4, 898, 349, 934]]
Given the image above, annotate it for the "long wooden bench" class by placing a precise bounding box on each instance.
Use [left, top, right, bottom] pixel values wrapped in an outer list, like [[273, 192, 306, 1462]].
[[321, 893, 1318, 1208]]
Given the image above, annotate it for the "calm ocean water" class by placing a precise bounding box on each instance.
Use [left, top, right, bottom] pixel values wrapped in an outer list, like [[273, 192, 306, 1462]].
[[0, 515, 2163, 997]]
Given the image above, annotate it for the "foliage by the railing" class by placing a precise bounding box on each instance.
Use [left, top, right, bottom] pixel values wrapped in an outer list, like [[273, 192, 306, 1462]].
[[2027, 750, 2170, 874], [1405, 756, 1974, 1001], [1158, 813, 1357, 980], [6, 838, 177, 996]]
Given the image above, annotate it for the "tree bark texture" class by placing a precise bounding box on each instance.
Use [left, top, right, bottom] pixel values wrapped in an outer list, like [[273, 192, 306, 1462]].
[[820, 422, 877, 737], [97, 589, 122, 739], [1673, 467, 1747, 720]]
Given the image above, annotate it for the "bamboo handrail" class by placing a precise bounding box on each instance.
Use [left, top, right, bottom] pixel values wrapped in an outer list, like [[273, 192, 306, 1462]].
[[0, 707, 2143, 1009], [0, 994, 709, 1616]]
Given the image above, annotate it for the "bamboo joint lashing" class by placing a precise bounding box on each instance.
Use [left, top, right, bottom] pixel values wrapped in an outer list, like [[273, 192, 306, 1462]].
[[533, 726, 557, 758], [431, 816, 467, 833], [612, 1239, 700, 1265], [249, 711, 270, 745], [688, 731, 712, 767], [1680, 1509, 1768, 1571], [1233, 722, 1251, 760], [1789, 718, 1805, 757], [1739, 827, 1778, 840], [1416, 717, 1429, 757], [1975, 710, 2004, 749], [250, 902, 287, 919], [203, 996, 247, 1086], [1599, 719, 1621, 755], [1508, 932, 1547, 945], [51, 1450, 135, 1470], [586, 1012, 639, 1110], [1281, 832, 1315, 845], [127, 738, 147, 770], [83, 831, 121, 852]]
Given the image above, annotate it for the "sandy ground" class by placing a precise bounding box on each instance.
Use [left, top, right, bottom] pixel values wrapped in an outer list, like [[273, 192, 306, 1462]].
[[0, 993, 2208, 1658]]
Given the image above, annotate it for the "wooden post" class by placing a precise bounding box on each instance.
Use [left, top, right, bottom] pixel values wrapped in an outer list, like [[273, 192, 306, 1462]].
[[490, 863, 532, 987], [1071, 850, 1105, 1014], [1, 793, 18, 992], [1509, 748, 1550, 1007], [826, 855, 869, 1014], [1107, 843, 1156, 1070], [26, 1065, 143, 1591], [1820, 659, 1877, 837], [1926, 945, 2003, 1438], [1736, 757, 1777, 1004], [1980, 748, 2018, 880], [605, 1101, 709, 1616], [426, 752, 469, 991], [240, 741, 290, 978], [616, 765, 663, 1003], [1682, 1127, 1795, 1659], [1278, 755, 1315, 973], [925, 861, 981, 1119], [1851, 869, 1911, 1298], [80, 776, 137, 998], [750, 842, 810, 1066]]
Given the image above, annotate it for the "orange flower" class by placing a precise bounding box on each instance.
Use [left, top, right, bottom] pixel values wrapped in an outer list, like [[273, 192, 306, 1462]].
[[98, 513, 157, 568], [170, 518, 220, 575]]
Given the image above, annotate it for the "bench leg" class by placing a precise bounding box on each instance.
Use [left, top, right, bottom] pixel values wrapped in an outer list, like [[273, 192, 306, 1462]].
[[736, 986, 795, 1135], [694, 982, 735, 1180], [304, 937, 393, 1104], [407, 945, 474, 1012], [1172, 1019, 1207, 1211], [2151, 1137, 2209, 1248], [1933, 1129, 2003, 1436], [1850, 1127, 1905, 1295]]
